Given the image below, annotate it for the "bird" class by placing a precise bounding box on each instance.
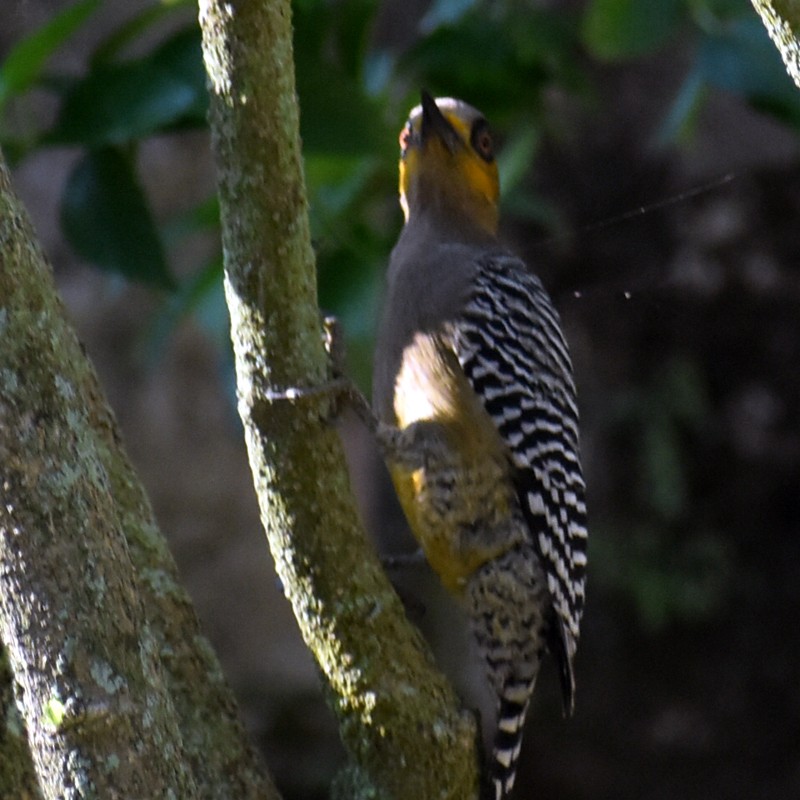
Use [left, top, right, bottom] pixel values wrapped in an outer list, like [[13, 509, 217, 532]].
[[370, 91, 588, 799]]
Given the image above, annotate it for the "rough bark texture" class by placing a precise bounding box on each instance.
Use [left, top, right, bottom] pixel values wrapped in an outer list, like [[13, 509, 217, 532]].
[[197, 1, 479, 798], [0, 643, 41, 799], [0, 150, 278, 798], [751, 0, 800, 88]]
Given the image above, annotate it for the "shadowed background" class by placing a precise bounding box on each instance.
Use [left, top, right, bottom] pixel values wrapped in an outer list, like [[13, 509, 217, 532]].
[[3, 0, 799, 797]]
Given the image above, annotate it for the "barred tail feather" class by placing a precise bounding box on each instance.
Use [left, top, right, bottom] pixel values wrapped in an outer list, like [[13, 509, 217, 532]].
[[548, 616, 577, 717], [491, 682, 533, 800]]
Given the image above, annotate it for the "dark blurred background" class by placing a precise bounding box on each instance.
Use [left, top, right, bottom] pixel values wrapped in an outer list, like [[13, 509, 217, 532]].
[[2, 0, 799, 798]]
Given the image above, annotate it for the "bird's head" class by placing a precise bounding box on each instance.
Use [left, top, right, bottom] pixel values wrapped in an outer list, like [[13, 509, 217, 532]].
[[398, 91, 500, 237]]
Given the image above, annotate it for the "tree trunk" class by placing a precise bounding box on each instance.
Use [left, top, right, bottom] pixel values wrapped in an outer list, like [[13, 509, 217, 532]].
[[0, 151, 277, 798], [197, 0, 479, 797], [751, 0, 800, 88]]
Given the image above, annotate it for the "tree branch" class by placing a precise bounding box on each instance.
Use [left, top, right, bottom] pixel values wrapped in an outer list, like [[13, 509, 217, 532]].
[[0, 150, 277, 798], [751, 0, 800, 89], [197, 1, 479, 797]]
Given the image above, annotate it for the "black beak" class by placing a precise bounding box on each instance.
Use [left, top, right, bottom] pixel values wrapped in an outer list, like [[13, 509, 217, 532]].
[[420, 90, 460, 153]]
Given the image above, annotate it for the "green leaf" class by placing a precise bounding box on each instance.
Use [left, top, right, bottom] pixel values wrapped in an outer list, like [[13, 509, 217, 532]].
[[696, 17, 800, 125], [581, 0, 684, 61], [497, 126, 540, 196], [295, 66, 388, 155], [689, 0, 750, 27], [292, 0, 389, 157], [306, 155, 380, 219], [61, 148, 174, 289], [656, 67, 707, 144], [91, 0, 195, 64], [144, 258, 224, 362], [47, 27, 207, 146], [333, 0, 380, 80], [0, 0, 101, 110], [161, 195, 220, 245], [420, 0, 480, 33], [402, 23, 519, 117], [400, 10, 568, 119]]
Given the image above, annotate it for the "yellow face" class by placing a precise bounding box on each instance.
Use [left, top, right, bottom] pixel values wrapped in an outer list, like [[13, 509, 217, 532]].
[[398, 94, 500, 235]]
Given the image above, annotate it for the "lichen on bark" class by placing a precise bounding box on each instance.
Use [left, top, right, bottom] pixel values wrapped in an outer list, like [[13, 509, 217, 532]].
[[197, 0, 479, 797], [0, 146, 278, 798], [751, 0, 800, 88]]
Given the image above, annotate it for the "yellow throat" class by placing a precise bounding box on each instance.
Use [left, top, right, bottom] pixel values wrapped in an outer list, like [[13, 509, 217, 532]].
[[398, 92, 500, 237]]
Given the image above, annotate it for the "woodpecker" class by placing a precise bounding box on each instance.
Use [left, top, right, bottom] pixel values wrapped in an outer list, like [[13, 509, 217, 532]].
[[371, 92, 588, 799]]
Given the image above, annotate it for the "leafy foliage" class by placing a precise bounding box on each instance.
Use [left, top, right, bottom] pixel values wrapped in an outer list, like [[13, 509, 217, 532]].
[[1, 0, 797, 632], [595, 358, 732, 629], [0, 0, 101, 111], [2, 0, 796, 321], [581, 0, 684, 61], [46, 27, 207, 147], [61, 147, 174, 288]]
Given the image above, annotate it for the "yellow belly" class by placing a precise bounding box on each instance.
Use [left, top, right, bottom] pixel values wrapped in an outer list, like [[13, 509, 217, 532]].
[[390, 330, 516, 594], [390, 455, 514, 594]]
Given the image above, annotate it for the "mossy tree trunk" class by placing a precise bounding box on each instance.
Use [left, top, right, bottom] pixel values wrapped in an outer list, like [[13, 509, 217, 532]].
[[0, 0, 481, 794], [197, 0, 479, 798], [751, 0, 800, 88], [2, 0, 796, 796], [0, 153, 278, 798]]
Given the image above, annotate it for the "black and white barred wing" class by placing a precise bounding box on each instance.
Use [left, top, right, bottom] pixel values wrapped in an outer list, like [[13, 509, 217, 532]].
[[452, 254, 588, 649]]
